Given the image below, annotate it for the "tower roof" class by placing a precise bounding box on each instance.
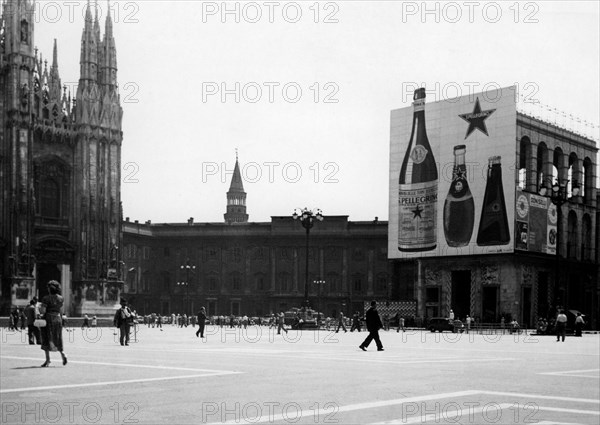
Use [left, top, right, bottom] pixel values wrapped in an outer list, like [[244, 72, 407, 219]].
[[228, 159, 245, 193]]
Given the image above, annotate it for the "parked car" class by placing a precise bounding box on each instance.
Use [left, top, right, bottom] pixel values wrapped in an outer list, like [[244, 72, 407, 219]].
[[428, 317, 464, 333]]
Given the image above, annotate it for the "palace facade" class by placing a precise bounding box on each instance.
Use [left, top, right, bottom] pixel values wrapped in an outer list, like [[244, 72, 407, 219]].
[[121, 159, 394, 317]]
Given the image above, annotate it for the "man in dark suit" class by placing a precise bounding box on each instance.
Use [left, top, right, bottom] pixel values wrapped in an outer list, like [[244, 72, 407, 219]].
[[113, 298, 133, 346], [359, 300, 384, 351], [196, 307, 207, 338]]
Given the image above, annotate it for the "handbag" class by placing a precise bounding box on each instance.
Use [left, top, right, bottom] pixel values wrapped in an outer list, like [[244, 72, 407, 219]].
[[34, 319, 47, 327]]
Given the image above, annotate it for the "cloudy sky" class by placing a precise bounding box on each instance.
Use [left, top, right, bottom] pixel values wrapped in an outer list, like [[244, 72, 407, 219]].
[[29, 0, 600, 223]]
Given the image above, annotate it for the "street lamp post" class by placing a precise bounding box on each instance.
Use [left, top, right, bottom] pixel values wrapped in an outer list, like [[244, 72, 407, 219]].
[[314, 279, 326, 327], [292, 208, 324, 309], [541, 179, 579, 311], [177, 258, 196, 314]]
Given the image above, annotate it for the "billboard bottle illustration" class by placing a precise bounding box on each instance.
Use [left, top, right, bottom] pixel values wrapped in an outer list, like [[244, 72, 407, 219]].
[[444, 145, 474, 247], [398, 88, 438, 252], [477, 156, 510, 246]]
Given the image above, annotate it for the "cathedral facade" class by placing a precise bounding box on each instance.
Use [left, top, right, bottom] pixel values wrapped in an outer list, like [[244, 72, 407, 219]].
[[0, 0, 124, 315]]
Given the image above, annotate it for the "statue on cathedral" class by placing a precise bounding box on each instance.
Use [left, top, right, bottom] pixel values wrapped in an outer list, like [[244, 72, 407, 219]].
[[20, 84, 29, 108], [20, 20, 29, 44]]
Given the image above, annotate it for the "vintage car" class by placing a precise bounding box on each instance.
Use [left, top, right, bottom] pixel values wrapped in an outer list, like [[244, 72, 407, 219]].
[[428, 317, 464, 333]]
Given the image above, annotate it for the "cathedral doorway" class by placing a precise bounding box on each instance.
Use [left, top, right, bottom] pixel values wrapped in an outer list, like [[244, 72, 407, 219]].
[[36, 263, 61, 299]]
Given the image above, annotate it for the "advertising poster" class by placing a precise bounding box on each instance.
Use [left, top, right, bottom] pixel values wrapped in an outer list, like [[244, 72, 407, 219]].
[[389, 86, 516, 259], [515, 190, 557, 254]]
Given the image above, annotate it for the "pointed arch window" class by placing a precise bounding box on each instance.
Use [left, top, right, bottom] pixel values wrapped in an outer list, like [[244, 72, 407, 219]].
[[40, 179, 60, 218]]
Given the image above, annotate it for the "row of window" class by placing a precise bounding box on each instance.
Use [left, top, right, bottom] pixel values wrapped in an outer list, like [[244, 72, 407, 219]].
[[518, 137, 595, 202], [128, 271, 390, 294], [125, 245, 388, 262]]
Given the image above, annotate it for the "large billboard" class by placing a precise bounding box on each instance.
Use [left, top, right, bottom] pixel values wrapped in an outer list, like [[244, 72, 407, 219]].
[[389, 86, 516, 259]]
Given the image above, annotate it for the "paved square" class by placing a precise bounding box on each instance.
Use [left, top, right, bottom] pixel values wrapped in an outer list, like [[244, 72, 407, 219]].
[[1, 326, 598, 424]]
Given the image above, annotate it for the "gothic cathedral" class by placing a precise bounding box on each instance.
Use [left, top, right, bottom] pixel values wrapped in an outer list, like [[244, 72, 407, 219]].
[[0, 0, 123, 315]]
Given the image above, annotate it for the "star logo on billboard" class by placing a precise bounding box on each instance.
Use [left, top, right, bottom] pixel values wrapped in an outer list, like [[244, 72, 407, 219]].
[[412, 204, 423, 219], [459, 97, 496, 139]]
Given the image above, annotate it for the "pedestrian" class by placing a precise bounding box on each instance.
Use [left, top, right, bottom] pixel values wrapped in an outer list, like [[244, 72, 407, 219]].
[[574, 313, 585, 337], [555, 310, 567, 342], [196, 307, 207, 338], [359, 300, 384, 352], [242, 315, 248, 329], [449, 309, 455, 321], [350, 311, 361, 332], [19, 308, 26, 330], [383, 313, 390, 331], [465, 315, 472, 333], [82, 314, 90, 329], [335, 312, 347, 333], [397, 316, 405, 333], [113, 298, 133, 346], [9, 307, 19, 331], [277, 311, 288, 334], [91, 316, 97, 327], [24, 298, 41, 345], [39, 280, 67, 367], [157, 314, 163, 330]]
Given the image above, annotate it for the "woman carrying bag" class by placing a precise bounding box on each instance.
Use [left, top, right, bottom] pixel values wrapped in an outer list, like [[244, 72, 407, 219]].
[[39, 280, 67, 367]]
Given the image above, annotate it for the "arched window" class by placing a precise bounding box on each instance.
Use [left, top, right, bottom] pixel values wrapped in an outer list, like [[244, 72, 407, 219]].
[[326, 272, 340, 293], [582, 214, 592, 261], [255, 273, 265, 291], [568, 153, 578, 198], [553, 148, 563, 183], [353, 274, 363, 292], [231, 272, 241, 291], [567, 210, 578, 259], [279, 272, 290, 292], [537, 142, 547, 191], [40, 179, 60, 217], [518, 137, 530, 190], [583, 157, 593, 203]]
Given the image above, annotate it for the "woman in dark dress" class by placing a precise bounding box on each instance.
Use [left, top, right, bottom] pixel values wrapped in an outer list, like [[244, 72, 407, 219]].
[[40, 280, 67, 367]]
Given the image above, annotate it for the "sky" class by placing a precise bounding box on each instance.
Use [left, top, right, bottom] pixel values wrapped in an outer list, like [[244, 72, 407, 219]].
[[25, 0, 600, 223]]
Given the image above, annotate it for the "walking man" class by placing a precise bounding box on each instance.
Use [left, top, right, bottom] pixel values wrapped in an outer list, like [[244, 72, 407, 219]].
[[555, 310, 567, 342], [24, 298, 41, 344], [114, 298, 133, 346], [350, 311, 361, 332], [359, 301, 384, 352], [397, 315, 405, 333], [196, 307, 207, 338], [335, 312, 347, 333], [277, 312, 288, 334]]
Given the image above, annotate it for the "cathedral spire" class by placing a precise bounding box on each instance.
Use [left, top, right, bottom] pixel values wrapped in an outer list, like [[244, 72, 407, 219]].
[[48, 39, 61, 101], [79, 0, 98, 85], [224, 153, 248, 224], [100, 0, 117, 88]]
